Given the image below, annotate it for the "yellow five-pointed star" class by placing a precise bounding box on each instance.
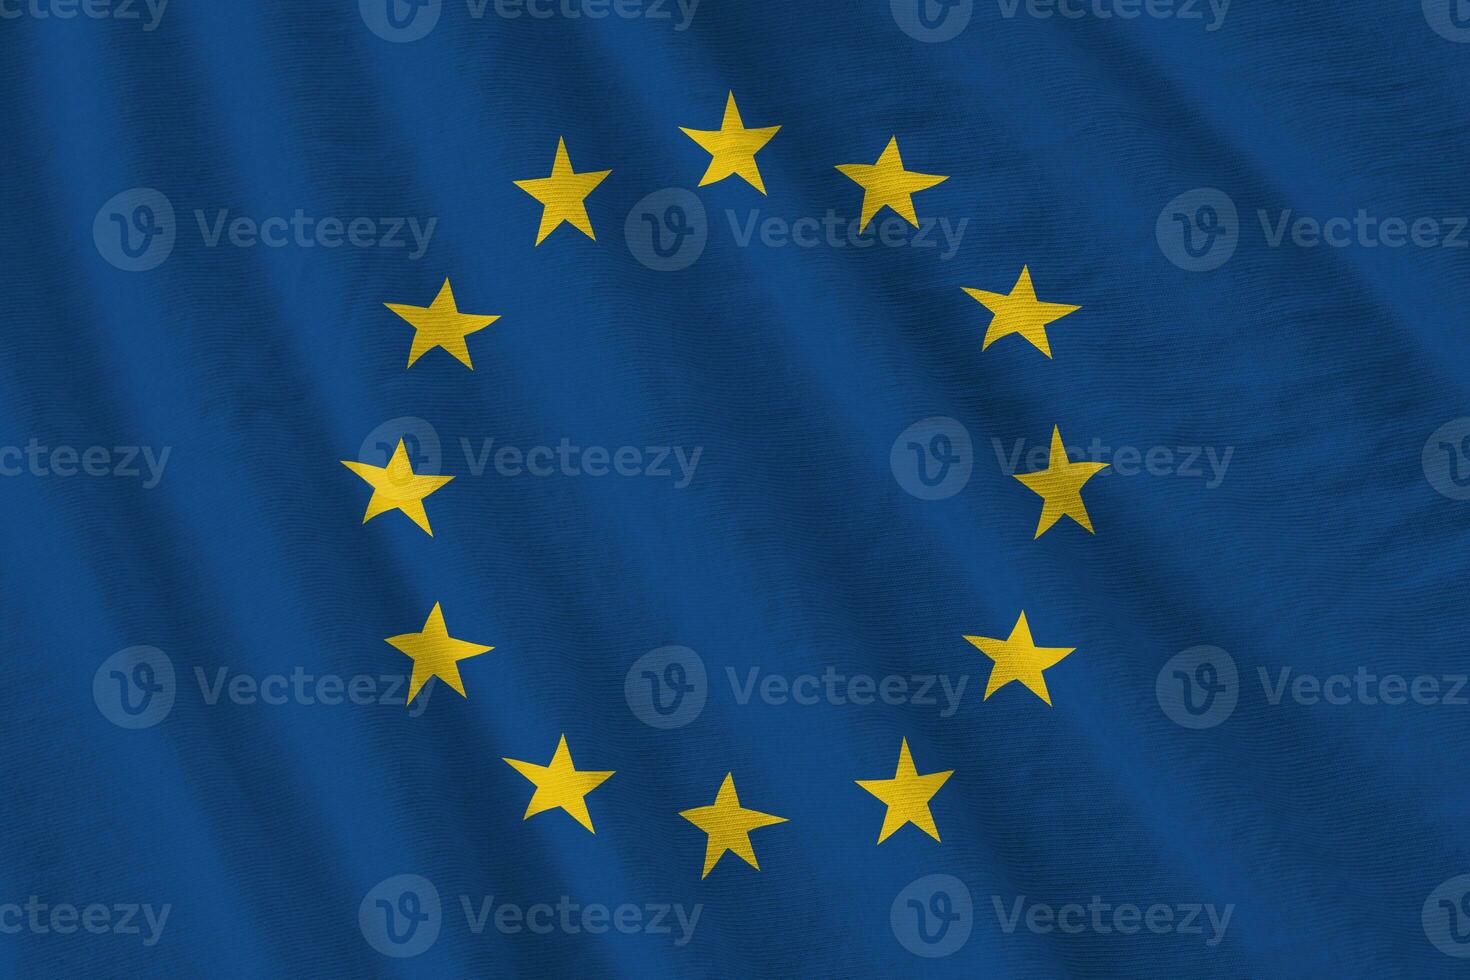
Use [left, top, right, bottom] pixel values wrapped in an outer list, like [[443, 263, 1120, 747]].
[[965, 611, 1076, 706], [962, 266, 1080, 358], [835, 136, 948, 232], [679, 773, 788, 879], [340, 438, 454, 536], [503, 735, 615, 834], [385, 278, 499, 369], [513, 137, 612, 246], [679, 92, 781, 194], [1013, 425, 1110, 538], [855, 738, 954, 844], [386, 602, 493, 704]]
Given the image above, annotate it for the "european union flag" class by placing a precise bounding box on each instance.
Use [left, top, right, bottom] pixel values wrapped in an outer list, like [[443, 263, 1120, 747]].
[[5, 0, 1470, 976]]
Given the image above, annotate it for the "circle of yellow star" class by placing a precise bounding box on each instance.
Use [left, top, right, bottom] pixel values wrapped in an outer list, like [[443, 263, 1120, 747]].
[[513, 136, 612, 246], [385, 602, 493, 703], [385, 278, 499, 369], [1013, 425, 1110, 538], [964, 611, 1077, 707], [340, 438, 454, 536], [962, 266, 1080, 358], [679, 92, 781, 194], [855, 738, 954, 844], [679, 773, 788, 879], [503, 735, 615, 834], [835, 136, 948, 232]]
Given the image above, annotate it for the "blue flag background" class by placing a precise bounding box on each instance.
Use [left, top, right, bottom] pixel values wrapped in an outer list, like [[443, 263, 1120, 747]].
[[3, 0, 1470, 976]]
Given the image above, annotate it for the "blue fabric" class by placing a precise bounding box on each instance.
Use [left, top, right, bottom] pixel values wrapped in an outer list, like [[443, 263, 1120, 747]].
[[3, 1, 1470, 976]]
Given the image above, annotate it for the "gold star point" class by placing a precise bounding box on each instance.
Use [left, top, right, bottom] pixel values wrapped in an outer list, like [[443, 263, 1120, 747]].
[[964, 611, 1076, 706], [340, 438, 454, 535], [503, 734, 615, 833], [855, 738, 954, 844], [385, 278, 499, 370], [513, 136, 612, 246], [835, 135, 948, 232], [679, 92, 781, 194], [385, 602, 493, 704], [962, 266, 1080, 358], [1013, 425, 1109, 537], [679, 773, 787, 878]]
